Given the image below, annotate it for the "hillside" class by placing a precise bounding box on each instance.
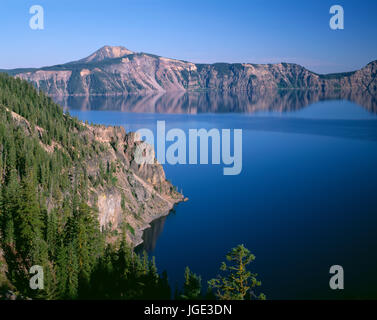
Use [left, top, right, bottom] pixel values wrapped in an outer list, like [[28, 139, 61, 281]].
[[3, 46, 376, 96], [0, 73, 182, 299]]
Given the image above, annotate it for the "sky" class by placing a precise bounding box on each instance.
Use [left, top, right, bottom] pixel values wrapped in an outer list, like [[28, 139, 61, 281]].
[[1, 0, 377, 73]]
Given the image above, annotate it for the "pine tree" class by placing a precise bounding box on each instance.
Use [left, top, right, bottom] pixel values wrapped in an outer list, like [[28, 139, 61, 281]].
[[55, 242, 68, 298], [14, 171, 45, 263], [208, 245, 265, 300], [181, 266, 202, 300], [0, 169, 19, 246], [65, 241, 79, 299], [46, 209, 58, 257]]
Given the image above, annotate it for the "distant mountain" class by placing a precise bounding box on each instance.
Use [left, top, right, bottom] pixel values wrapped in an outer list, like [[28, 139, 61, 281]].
[[74, 45, 134, 64], [2, 46, 377, 96]]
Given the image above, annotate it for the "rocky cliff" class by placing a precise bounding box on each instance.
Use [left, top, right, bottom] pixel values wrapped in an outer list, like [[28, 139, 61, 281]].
[[85, 124, 183, 246], [84, 124, 183, 246], [4, 46, 376, 97]]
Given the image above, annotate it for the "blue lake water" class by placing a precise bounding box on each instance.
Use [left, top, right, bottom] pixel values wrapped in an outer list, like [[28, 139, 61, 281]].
[[63, 95, 377, 299]]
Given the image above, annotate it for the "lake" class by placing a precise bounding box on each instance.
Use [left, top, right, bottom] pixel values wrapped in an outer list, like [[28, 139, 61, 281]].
[[57, 90, 377, 299]]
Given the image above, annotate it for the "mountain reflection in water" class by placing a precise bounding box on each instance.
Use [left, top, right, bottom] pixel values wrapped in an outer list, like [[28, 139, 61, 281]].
[[55, 89, 377, 114]]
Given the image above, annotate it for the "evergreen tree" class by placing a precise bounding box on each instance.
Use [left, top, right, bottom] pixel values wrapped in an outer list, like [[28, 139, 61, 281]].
[[1, 169, 19, 246], [208, 245, 265, 300], [65, 241, 79, 299], [14, 171, 44, 263], [181, 267, 202, 300], [55, 242, 68, 298]]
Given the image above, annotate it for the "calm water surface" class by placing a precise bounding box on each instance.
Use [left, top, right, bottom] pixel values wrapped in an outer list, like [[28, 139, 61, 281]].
[[62, 93, 377, 299]]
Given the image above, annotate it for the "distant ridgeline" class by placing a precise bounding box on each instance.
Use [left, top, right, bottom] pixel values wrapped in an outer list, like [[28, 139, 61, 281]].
[[2, 46, 376, 98], [0, 73, 265, 300]]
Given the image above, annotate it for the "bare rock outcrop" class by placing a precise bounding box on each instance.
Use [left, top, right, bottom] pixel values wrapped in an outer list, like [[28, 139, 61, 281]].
[[84, 124, 183, 246]]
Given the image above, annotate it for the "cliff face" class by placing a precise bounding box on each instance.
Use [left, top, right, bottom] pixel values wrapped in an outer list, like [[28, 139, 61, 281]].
[[84, 124, 183, 246], [7, 46, 376, 96]]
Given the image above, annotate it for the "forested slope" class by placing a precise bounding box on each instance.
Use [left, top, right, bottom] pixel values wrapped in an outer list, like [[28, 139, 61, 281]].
[[0, 73, 181, 299]]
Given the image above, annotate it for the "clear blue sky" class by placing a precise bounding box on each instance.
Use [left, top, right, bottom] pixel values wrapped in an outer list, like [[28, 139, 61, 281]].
[[1, 0, 377, 73]]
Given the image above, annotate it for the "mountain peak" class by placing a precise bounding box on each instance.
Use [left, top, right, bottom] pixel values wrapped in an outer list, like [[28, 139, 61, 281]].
[[80, 45, 134, 63]]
